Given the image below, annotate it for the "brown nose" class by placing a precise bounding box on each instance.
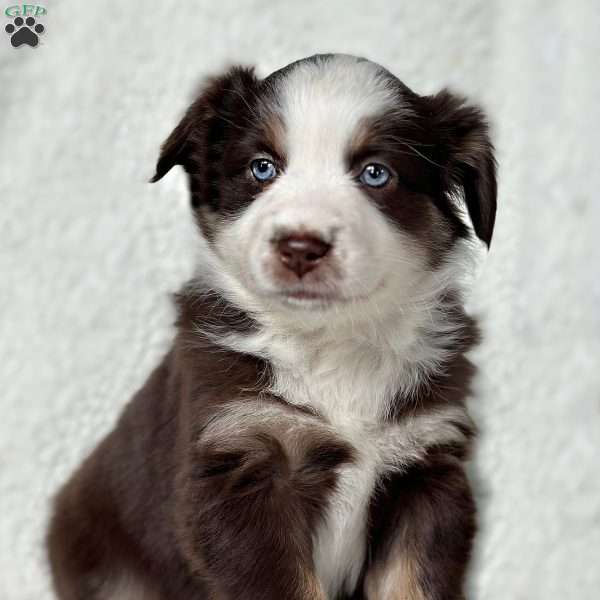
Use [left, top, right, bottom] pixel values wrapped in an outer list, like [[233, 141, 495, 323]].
[[276, 234, 331, 278]]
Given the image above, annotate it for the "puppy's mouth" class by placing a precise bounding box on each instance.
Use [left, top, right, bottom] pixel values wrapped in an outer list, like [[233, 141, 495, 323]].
[[276, 289, 343, 308], [269, 282, 382, 309]]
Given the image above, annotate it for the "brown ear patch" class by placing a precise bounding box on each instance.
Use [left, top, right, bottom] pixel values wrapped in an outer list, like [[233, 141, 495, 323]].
[[424, 90, 497, 247], [149, 66, 262, 194]]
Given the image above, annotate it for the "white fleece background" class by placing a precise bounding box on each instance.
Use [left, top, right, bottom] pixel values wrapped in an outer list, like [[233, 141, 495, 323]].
[[1, 1, 599, 598]]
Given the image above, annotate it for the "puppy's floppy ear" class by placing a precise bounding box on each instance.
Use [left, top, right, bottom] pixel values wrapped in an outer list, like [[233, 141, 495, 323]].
[[426, 90, 497, 247], [150, 66, 259, 184], [150, 112, 193, 183]]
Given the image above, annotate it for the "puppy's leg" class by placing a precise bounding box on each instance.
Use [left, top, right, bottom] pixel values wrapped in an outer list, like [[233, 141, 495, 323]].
[[175, 400, 353, 600], [48, 482, 128, 599], [47, 450, 175, 600], [47, 480, 162, 600], [364, 455, 476, 600]]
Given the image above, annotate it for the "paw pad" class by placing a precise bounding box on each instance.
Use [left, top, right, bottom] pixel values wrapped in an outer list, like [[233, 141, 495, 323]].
[[5, 16, 45, 48]]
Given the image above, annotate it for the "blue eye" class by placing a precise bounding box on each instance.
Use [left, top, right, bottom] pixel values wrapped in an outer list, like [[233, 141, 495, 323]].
[[251, 158, 277, 182], [359, 163, 391, 188]]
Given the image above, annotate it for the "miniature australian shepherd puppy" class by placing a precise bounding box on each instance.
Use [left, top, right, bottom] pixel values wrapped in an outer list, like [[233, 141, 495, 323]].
[[47, 54, 497, 600]]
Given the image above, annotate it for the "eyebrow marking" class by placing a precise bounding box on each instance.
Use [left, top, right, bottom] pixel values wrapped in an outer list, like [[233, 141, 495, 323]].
[[346, 111, 451, 190]]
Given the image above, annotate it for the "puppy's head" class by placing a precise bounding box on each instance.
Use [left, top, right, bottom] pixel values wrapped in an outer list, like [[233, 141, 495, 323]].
[[152, 54, 496, 321]]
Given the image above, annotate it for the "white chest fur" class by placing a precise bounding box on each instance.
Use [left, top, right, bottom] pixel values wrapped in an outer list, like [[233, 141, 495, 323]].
[[215, 302, 469, 598], [269, 350, 398, 597], [262, 332, 465, 598], [271, 365, 470, 598], [313, 451, 378, 597]]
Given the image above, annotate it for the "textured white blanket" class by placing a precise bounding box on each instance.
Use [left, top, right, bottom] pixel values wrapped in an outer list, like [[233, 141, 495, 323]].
[[1, 1, 599, 598]]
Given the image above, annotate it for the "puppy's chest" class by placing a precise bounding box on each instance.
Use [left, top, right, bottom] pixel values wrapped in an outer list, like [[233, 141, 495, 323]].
[[272, 365, 403, 597]]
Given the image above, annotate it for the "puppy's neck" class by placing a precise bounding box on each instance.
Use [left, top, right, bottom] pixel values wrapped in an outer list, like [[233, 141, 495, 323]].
[[186, 268, 469, 424]]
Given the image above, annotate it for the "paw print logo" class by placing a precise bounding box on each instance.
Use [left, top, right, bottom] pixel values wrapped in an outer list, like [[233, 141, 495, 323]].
[[5, 16, 45, 48]]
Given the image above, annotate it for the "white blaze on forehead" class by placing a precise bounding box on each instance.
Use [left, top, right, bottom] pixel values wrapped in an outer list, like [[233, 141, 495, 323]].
[[276, 56, 400, 173]]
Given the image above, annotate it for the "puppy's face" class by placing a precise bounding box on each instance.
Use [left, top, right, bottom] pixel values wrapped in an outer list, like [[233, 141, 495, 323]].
[[153, 55, 496, 318]]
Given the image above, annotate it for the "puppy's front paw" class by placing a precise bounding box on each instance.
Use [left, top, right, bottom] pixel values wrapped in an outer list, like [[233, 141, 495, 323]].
[[194, 432, 289, 497]]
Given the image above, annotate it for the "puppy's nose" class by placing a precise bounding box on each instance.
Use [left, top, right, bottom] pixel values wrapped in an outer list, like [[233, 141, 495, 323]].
[[276, 234, 331, 278]]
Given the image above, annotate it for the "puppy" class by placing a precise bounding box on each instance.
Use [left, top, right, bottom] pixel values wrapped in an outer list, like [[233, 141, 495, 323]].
[[47, 54, 496, 600]]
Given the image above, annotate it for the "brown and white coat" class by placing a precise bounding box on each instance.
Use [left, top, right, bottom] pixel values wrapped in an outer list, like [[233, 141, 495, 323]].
[[47, 54, 496, 600]]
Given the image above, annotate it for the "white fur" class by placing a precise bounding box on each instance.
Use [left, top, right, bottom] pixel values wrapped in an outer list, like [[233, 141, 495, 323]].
[[190, 55, 477, 598]]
